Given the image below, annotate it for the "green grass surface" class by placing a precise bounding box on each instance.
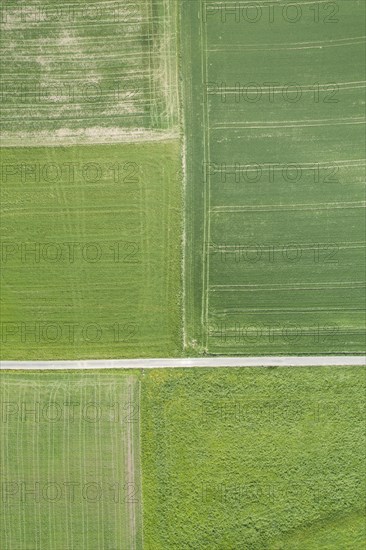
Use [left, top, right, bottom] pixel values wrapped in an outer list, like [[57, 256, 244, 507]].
[[141, 367, 366, 549], [1, 366, 364, 549], [182, 0, 366, 355], [0, 370, 142, 550], [1, 141, 182, 359]]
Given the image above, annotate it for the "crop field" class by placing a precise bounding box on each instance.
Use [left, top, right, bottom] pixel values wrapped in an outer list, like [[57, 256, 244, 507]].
[[0, 370, 142, 550], [0, 141, 182, 359], [0, 0, 182, 361], [2, 0, 365, 360], [141, 366, 366, 549], [182, 0, 366, 355], [1, 0, 179, 145], [1, 0, 365, 549]]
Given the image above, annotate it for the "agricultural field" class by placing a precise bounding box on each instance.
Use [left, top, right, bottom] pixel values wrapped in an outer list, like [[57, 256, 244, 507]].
[[1, 0, 179, 145], [0, 0, 182, 361], [0, 370, 142, 550], [182, 0, 366, 355], [1, 0, 365, 549], [141, 366, 366, 549], [2, 0, 365, 360], [1, 141, 182, 359]]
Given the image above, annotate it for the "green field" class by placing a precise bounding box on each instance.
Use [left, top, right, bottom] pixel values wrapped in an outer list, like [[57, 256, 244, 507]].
[[1, 1, 365, 549], [1, 0, 182, 361], [182, 0, 366, 355], [0, 370, 142, 550], [1, 366, 365, 549], [142, 366, 366, 549], [1, 0, 179, 145], [2, 0, 365, 359], [1, 141, 182, 359]]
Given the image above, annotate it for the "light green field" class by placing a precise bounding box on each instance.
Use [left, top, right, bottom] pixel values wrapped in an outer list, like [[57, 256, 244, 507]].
[[1, 0, 179, 145], [0, 141, 182, 359], [182, 0, 366, 355], [141, 367, 366, 549], [0, 370, 142, 550]]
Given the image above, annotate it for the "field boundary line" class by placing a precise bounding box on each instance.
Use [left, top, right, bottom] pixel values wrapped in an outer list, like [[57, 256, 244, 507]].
[[1, 357, 365, 369]]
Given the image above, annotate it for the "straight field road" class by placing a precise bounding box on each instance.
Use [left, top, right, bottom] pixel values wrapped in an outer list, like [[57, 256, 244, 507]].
[[1, 356, 365, 370]]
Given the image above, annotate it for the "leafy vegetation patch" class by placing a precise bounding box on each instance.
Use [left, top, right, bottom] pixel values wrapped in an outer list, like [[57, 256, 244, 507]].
[[142, 367, 365, 549]]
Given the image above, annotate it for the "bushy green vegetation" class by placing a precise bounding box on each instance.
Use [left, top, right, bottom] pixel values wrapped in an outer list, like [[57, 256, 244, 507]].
[[141, 367, 365, 549]]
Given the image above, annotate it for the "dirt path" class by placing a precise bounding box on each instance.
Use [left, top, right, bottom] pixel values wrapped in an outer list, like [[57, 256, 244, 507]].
[[1, 356, 364, 370]]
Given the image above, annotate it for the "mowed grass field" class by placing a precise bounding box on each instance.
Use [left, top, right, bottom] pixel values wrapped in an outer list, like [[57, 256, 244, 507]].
[[182, 0, 366, 355], [0, 371, 142, 550], [0, 141, 182, 359], [1, 0, 179, 145], [141, 367, 366, 549]]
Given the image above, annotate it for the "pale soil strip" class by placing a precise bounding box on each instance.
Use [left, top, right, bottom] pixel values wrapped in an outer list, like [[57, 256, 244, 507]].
[[210, 0, 342, 6], [209, 243, 365, 251], [108, 382, 119, 549], [64, 383, 72, 550], [80, 384, 88, 549], [180, 0, 189, 351], [208, 81, 366, 93], [210, 243, 365, 252], [208, 42, 366, 52], [213, 306, 364, 312], [1, 357, 364, 369], [2, 128, 179, 148], [138, 379, 144, 550], [201, 3, 212, 350], [216, 116, 364, 125], [46, 382, 58, 550], [208, 326, 364, 333], [95, 383, 102, 549], [5, 50, 153, 60], [214, 121, 365, 129], [210, 282, 365, 291], [221, 160, 366, 170], [199, 2, 210, 339], [204, 14, 212, 351], [208, 36, 366, 52], [1, 385, 10, 548], [213, 117, 365, 129], [211, 201, 366, 212], [16, 384, 25, 547]]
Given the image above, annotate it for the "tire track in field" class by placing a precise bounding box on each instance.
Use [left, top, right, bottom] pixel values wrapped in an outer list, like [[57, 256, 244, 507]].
[[125, 375, 138, 550]]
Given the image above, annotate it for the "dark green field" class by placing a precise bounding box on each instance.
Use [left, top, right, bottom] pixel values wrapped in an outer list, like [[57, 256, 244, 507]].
[[182, 0, 366, 355]]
